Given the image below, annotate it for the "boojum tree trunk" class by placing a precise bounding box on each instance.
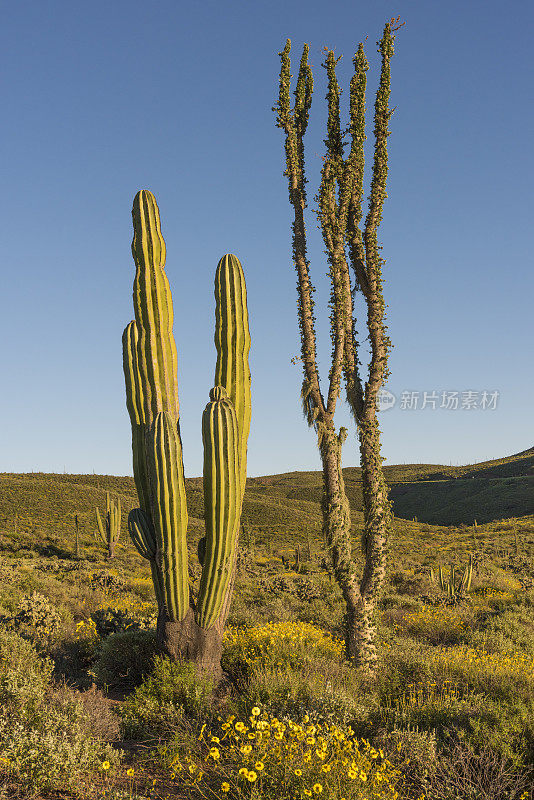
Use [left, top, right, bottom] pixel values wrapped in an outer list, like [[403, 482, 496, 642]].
[[122, 190, 251, 687], [274, 18, 402, 673]]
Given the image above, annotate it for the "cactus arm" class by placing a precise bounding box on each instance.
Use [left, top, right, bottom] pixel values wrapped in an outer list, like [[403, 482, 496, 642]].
[[129, 509, 165, 608], [116, 498, 122, 543], [122, 321, 151, 513], [132, 190, 180, 422], [128, 508, 165, 608], [214, 254, 252, 508], [145, 411, 189, 622], [196, 387, 241, 629], [128, 508, 157, 559], [125, 189, 189, 623], [466, 555, 473, 591], [95, 507, 107, 546]]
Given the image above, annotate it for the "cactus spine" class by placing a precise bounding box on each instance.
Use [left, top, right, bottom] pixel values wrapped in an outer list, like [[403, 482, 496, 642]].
[[95, 492, 122, 559], [122, 190, 251, 674]]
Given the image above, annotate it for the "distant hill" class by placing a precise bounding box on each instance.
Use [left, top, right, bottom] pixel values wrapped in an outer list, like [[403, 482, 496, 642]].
[[0, 447, 531, 541]]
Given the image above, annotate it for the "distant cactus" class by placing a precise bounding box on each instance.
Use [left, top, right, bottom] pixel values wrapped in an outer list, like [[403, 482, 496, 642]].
[[73, 513, 82, 559], [94, 492, 121, 559], [431, 554, 473, 600], [122, 190, 251, 684]]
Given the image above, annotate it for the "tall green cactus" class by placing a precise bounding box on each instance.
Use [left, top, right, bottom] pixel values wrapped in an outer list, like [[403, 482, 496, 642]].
[[94, 491, 121, 559], [122, 190, 251, 667]]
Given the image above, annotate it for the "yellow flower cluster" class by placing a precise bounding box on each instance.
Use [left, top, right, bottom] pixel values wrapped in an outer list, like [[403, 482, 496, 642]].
[[222, 620, 345, 672], [74, 617, 98, 642], [167, 705, 402, 799], [399, 606, 469, 640], [431, 645, 534, 688], [473, 587, 514, 601]]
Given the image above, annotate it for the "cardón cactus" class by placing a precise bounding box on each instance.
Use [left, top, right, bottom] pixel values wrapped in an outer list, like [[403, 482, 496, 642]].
[[94, 491, 121, 559], [122, 190, 251, 681]]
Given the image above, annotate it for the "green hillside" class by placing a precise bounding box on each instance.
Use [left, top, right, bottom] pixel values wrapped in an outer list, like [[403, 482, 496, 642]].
[[1, 450, 534, 798]]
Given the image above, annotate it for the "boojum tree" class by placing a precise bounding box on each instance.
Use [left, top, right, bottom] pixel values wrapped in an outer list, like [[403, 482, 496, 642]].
[[122, 190, 251, 685], [273, 18, 403, 673]]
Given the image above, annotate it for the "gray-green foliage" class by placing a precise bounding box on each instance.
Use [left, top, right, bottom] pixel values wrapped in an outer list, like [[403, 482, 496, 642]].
[[0, 591, 62, 644], [91, 606, 158, 639], [91, 627, 158, 688], [0, 628, 121, 794], [118, 655, 215, 740]]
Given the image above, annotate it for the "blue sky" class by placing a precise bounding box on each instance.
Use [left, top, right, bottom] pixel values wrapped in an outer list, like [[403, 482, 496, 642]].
[[1, 0, 532, 478]]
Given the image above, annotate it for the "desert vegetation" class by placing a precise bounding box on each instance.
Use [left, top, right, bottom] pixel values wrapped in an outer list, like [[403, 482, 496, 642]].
[[0, 450, 533, 799]]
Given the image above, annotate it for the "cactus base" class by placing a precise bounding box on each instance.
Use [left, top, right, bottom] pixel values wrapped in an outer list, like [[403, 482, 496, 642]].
[[156, 605, 226, 686]]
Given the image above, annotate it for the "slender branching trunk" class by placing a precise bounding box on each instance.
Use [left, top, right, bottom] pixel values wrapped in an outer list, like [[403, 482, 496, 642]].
[[274, 17, 403, 673]]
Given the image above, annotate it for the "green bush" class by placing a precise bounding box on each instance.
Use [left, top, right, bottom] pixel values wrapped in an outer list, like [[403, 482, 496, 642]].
[[0, 627, 53, 719], [91, 606, 157, 639], [118, 656, 215, 740], [91, 627, 158, 689], [0, 628, 121, 794], [377, 726, 438, 800], [49, 632, 104, 690]]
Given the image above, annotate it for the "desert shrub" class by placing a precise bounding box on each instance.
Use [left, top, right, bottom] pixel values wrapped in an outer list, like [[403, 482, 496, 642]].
[[0, 591, 63, 652], [388, 569, 428, 597], [427, 735, 533, 800], [0, 628, 121, 794], [377, 678, 487, 750], [91, 627, 158, 689], [89, 568, 126, 593], [221, 620, 344, 679], [50, 680, 121, 742], [0, 627, 52, 719], [49, 624, 103, 690], [0, 692, 121, 794], [15, 590, 62, 637], [161, 705, 405, 800], [91, 606, 157, 638], [470, 608, 534, 657], [237, 663, 370, 733], [376, 726, 438, 800], [429, 644, 534, 702], [118, 656, 214, 740], [397, 604, 473, 645]]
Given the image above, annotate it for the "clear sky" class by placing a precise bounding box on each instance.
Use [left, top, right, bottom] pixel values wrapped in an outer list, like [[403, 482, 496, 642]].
[[2, 0, 532, 479]]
